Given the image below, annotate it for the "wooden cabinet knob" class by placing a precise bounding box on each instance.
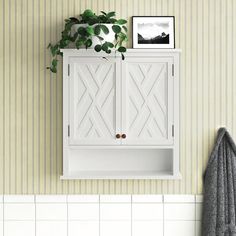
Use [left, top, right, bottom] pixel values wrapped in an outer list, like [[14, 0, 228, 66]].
[[116, 134, 121, 139], [121, 134, 126, 139]]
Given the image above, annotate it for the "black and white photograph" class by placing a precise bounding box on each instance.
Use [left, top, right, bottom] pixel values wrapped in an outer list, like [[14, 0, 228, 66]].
[[132, 16, 175, 48]]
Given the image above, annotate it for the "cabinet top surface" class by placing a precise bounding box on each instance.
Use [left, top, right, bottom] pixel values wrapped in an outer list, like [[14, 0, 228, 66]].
[[60, 48, 181, 55]]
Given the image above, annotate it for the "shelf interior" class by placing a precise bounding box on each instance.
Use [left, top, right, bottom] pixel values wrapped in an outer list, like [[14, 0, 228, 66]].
[[64, 148, 174, 179]]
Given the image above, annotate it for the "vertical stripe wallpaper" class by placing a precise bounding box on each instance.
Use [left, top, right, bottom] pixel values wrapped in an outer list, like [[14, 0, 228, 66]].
[[0, 0, 236, 194]]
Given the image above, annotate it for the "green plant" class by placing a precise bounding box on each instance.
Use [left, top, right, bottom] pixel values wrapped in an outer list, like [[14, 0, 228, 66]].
[[47, 9, 128, 73]]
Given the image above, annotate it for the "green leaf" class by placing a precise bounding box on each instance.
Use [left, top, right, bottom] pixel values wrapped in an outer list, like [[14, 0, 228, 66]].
[[77, 27, 86, 35], [106, 49, 111, 54], [82, 9, 94, 18], [118, 46, 126, 53], [100, 11, 107, 15], [106, 11, 116, 18], [94, 44, 102, 52], [107, 42, 114, 48], [121, 53, 125, 60], [50, 66, 57, 73], [109, 18, 116, 24], [98, 15, 107, 23], [96, 35, 104, 41], [122, 25, 128, 32], [100, 25, 109, 34], [116, 19, 127, 25], [50, 45, 59, 56], [112, 25, 121, 33], [88, 16, 98, 25], [68, 17, 80, 23], [94, 25, 101, 35], [117, 32, 128, 44], [52, 59, 58, 67], [85, 39, 92, 48], [71, 32, 79, 42], [65, 22, 74, 31], [101, 42, 108, 51], [86, 26, 94, 35], [75, 37, 85, 48]]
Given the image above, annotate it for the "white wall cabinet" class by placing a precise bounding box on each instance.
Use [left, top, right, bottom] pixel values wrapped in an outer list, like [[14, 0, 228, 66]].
[[61, 49, 181, 179]]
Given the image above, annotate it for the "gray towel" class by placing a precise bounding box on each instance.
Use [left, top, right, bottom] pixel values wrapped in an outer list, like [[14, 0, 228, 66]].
[[202, 128, 236, 236]]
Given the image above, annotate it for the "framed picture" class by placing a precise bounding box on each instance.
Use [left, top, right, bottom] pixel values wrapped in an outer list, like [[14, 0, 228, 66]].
[[132, 16, 175, 49]]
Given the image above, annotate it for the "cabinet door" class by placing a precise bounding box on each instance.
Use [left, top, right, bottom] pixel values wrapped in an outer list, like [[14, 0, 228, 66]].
[[68, 57, 121, 145], [121, 57, 174, 145]]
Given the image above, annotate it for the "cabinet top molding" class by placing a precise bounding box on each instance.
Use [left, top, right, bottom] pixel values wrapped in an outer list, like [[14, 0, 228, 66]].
[[60, 48, 181, 56]]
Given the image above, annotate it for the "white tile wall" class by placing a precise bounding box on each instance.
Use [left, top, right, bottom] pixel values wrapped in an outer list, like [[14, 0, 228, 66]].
[[4, 203, 35, 221], [36, 203, 67, 220], [36, 221, 67, 236], [0, 194, 203, 236], [132, 203, 163, 220], [4, 221, 34, 236], [132, 221, 163, 236], [68, 203, 99, 220], [68, 221, 99, 236], [165, 221, 195, 236], [101, 221, 131, 236], [100, 203, 131, 220]]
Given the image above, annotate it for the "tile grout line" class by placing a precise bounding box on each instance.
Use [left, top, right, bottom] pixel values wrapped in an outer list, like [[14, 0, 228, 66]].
[[67, 195, 69, 236], [34, 195, 36, 236], [131, 195, 133, 236], [99, 194, 101, 236], [162, 195, 164, 236], [195, 195, 196, 236], [3, 196, 4, 236]]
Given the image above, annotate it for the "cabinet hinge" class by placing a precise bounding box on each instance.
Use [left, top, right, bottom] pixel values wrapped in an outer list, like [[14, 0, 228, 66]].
[[68, 125, 70, 137], [172, 64, 174, 77], [172, 125, 174, 137], [68, 64, 70, 77]]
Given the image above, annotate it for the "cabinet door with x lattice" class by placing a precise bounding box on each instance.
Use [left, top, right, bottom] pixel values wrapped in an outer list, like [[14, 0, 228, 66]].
[[68, 57, 121, 145], [121, 57, 174, 145]]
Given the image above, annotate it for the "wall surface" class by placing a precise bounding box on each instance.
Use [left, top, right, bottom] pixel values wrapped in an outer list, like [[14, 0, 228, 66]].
[[0, 0, 236, 194]]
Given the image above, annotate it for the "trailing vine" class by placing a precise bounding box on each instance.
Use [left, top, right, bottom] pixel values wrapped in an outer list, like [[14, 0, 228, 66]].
[[47, 9, 128, 73]]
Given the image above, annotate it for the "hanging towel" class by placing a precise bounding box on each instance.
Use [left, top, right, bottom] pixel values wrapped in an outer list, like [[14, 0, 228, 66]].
[[202, 128, 236, 236]]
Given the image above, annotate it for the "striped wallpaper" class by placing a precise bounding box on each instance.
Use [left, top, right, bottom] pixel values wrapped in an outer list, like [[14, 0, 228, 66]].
[[0, 0, 236, 194]]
